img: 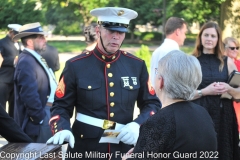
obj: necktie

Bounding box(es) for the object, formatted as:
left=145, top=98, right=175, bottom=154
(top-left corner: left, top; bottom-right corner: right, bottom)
left=40, top=57, right=49, bottom=68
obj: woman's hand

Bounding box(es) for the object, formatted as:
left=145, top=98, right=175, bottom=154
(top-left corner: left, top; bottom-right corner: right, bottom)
left=202, top=82, right=228, bottom=96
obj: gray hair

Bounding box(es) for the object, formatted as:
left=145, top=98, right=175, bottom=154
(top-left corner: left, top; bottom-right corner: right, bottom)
left=157, top=50, right=202, bottom=100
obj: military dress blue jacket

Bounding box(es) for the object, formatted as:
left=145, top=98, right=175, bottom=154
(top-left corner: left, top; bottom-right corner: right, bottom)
left=50, top=46, right=161, bottom=159
left=0, top=35, right=21, bottom=83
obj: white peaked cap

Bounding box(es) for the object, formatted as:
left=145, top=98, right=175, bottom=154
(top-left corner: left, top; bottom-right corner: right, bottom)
left=8, top=24, right=22, bottom=32
left=90, top=7, right=138, bottom=25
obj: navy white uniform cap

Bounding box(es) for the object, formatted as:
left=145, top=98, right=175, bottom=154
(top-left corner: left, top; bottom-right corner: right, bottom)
left=90, top=7, right=138, bottom=32
left=7, top=24, right=22, bottom=32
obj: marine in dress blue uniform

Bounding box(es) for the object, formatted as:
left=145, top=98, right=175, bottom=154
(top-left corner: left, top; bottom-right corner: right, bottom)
left=0, top=24, right=22, bottom=117
left=47, top=7, right=161, bottom=160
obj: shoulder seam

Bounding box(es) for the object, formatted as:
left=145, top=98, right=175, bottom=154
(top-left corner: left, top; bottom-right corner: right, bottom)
left=70, top=52, right=92, bottom=62
left=121, top=51, right=143, bottom=62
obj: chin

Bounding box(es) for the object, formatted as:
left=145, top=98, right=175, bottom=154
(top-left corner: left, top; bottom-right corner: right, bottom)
left=108, top=48, right=118, bottom=54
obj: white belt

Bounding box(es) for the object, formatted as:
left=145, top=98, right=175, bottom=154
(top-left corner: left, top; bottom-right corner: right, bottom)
left=76, top=113, right=125, bottom=130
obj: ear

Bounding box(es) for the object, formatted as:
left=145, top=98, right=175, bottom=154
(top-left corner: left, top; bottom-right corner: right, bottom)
left=26, top=39, right=34, bottom=47
left=176, top=28, right=180, bottom=36
left=159, top=76, right=164, bottom=90
left=95, top=26, right=101, bottom=38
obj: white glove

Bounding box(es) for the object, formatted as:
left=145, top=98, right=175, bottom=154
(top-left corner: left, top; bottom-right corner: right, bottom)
left=46, top=130, right=75, bottom=148
left=117, top=122, right=140, bottom=145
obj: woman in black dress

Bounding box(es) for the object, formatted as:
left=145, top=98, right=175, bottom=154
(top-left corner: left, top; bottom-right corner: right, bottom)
left=192, top=22, right=240, bottom=160
left=123, top=50, right=217, bottom=160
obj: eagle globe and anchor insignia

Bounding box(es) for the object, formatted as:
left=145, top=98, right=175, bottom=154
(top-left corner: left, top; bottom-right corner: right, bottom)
left=117, top=10, right=124, bottom=16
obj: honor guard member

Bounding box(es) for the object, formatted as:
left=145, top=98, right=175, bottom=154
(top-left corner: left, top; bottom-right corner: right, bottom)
left=0, top=24, right=22, bottom=117
left=47, top=7, right=161, bottom=160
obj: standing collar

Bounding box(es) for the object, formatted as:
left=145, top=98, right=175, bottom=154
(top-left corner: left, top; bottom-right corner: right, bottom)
left=92, top=46, right=121, bottom=62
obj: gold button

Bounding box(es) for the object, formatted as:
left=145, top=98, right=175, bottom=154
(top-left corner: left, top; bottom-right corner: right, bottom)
left=47, top=96, right=49, bottom=98
left=109, top=82, right=114, bottom=87
left=54, top=125, right=57, bottom=128
left=88, top=86, right=92, bottom=89
left=106, top=64, right=110, bottom=68
left=112, top=55, right=116, bottom=59
left=54, top=122, right=57, bottom=125
left=124, top=51, right=127, bottom=54
left=110, top=102, right=115, bottom=107
left=55, top=129, right=58, bottom=133
left=108, top=73, right=113, bottom=77
left=129, top=86, right=133, bottom=89
left=102, top=55, right=105, bottom=60
left=110, top=112, right=114, bottom=117
left=81, top=134, right=83, bottom=138
left=110, top=92, right=114, bottom=97
left=86, top=52, right=89, bottom=55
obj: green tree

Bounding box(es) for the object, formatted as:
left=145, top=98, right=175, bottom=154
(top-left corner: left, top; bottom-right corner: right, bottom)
left=168, top=0, right=226, bottom=24
left=135, top=45, right=151, bottom=72
left=117, top=0, right=163, bottom=41
left=41, top=0, right=111, bottom=35
left=0, top=0, right=44, bottom=30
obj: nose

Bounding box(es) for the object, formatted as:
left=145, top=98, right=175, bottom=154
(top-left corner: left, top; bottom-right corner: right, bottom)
left=112, top=32, right=121, bottom=39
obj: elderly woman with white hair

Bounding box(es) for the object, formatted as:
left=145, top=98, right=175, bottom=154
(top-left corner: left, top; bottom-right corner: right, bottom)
left=123, top=50, right=217, bottom=160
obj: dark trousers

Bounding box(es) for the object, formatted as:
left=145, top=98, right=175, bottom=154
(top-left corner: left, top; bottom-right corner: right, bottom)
left=0, top=82, right=14, bottom=118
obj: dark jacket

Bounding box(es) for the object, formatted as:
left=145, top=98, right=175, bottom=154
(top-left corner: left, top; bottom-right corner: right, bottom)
left=129, top=101, right=217, bottom=160
left=14, top=50, right=50, bottom=136
left=50, top=47, right=161, bottom=159
left=0, top=35, right=21, bottom=83
left=0, top=103, right=32, bottom=142
left=41, top=44, right=60, bottom=73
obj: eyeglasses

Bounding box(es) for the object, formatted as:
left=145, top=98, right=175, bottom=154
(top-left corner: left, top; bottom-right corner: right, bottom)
left=155, top=68, right=158, bottom=75
left=228, top=47, right=239, bottom=50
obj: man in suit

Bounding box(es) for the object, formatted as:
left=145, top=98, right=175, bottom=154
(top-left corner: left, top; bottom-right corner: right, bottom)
left=0, top=24, right=22, bottom=117
left=41, top=43, right=60, bottom=74
left=13, top=22, right=57, bottom=143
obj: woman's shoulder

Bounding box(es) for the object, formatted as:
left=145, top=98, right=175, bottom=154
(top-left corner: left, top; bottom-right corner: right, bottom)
left=145, top=106, right=176, bottom=127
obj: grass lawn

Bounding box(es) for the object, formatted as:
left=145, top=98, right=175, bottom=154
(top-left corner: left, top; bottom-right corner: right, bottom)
left=48, top=41, right=85, bottom=53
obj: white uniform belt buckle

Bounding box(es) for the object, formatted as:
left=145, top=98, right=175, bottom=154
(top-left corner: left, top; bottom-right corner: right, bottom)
left=103, top=119, right=116, bottom=129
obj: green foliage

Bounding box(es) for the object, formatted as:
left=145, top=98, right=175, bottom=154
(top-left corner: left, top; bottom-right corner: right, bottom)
left=0, top=0, right=44, bottom=29
left=180, top=46, right=195, bottom=55
left=186, top=34, right=198, bottom=40
left=168, top=0, right=224, bottom=24
left=118, top=0, right=163, bottom=32
left=140, top=32, right=162, bottom=41
left=0, top=0, right=231, bottom=37
left=53, top=22, right=82, bottom=35
left=125, top=32, right=163, bottom=41
left=135, top=45, right=152, bottom=72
